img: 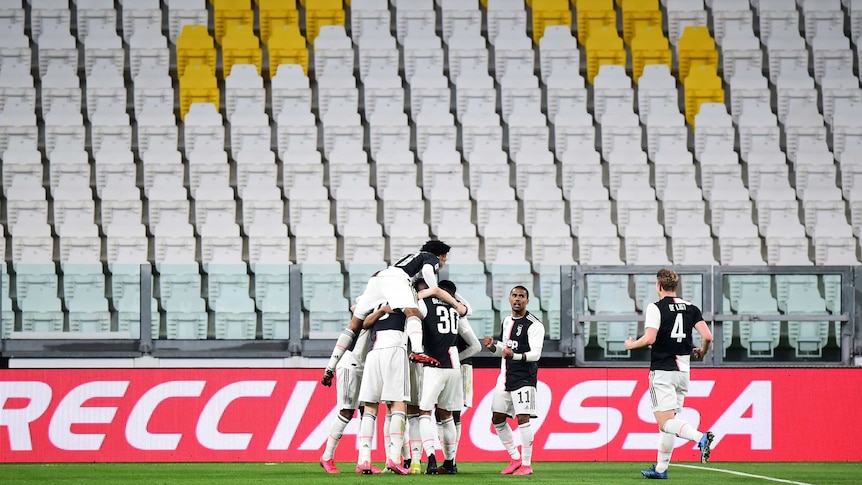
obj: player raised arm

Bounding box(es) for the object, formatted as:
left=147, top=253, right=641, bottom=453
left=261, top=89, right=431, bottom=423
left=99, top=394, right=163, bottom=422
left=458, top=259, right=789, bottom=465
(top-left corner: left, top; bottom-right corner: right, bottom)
left=417, top=285, right=468, bottom=316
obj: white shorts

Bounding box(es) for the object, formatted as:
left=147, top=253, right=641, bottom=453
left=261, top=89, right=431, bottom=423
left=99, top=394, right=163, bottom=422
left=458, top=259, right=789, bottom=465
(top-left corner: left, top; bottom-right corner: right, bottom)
left=461, top=364, right=474, bottom=409
left=491, top=386, right=537, bottom=418
left=649, top=369, right=688, bottom=413
left=420, top=367, right=463, bottom=412
left=408, top=361, right=423, bottom=406
left=358, top=345, right=411, bottom=404
left=352, top=267, right=418, bottom=319
left=335, top=358, right=363, bottom=410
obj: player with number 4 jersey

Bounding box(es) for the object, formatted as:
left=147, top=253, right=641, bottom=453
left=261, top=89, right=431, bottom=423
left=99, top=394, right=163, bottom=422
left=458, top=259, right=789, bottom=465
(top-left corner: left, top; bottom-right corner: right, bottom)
left=625, top=269, right=715, bottom=480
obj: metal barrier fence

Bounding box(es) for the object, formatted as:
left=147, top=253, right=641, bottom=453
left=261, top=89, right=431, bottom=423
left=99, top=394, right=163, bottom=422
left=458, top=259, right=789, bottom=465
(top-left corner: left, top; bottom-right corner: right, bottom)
left=1, top=265, right=858, bottom=366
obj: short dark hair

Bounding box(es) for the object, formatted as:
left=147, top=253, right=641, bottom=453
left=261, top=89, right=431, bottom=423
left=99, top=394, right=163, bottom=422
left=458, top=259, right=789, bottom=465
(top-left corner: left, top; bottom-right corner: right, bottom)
left=438, top=279, right=457, bottom=296
left=511, top=285, right=529, bottom=299
left=420, top=240, right=451, bottom=256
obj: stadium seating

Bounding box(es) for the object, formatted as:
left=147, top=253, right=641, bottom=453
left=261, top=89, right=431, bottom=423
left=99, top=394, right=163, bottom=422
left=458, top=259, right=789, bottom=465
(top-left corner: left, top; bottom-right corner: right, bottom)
left=0, top=0, right=855, bottom=358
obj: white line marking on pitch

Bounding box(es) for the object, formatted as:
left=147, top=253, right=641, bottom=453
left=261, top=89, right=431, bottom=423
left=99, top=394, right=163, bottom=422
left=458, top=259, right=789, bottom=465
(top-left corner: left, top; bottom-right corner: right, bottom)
left=673, top=464, right=815, bottom=485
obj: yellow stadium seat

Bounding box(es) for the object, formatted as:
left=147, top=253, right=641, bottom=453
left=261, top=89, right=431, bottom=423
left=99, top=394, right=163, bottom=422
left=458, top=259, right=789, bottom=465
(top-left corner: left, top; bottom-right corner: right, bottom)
left=631, top=26, right=671, bottom=82
left=222, top=24, right=262, bottom=78
left=180, top=64, right=220, bottom=120
left=305, top=0, right=345, bottom=43
left=585, top=26, right=626, bottom=84
left=268, top=25, right=309, bottom=76
left=259, top=0, right=299, bottom=46
left=684, top=64, right=724, bottom=126
left=677, top=25, right=718, bottom=81
left=176, top=24, right=217, bottom=78
left=621, top=0, right=661, bottom=45
left=213, top=0, right=254, bottom=44
left=532, top=0, right=572, bottom=44
left=576, top=0, right=616, bottom=46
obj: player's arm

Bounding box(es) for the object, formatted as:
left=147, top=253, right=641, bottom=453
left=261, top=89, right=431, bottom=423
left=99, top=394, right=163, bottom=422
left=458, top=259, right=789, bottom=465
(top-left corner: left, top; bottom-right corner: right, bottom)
left=362, top=303, right=394, bottom=329
left=692, top=320, right=713, bottom=359
left=352, top=329, right=371, bottom=365
left=625, top=303, right=660, bottom=350
left=510, top=322, right=545, bottom=361
left=417, top=286, right=468, bottom=316
left=420, top=263, right=439, bottom=289
left=455, top=292, right=473, bottom=316
left=482, top=335, right=504, bottom=356
left=457, top=318, right=482, bottom=361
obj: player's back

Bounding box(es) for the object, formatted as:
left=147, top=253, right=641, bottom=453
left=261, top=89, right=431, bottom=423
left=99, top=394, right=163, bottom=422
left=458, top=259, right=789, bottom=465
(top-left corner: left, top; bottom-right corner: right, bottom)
left=391, top=251, right=440, bottom=278
left=649, top=297, right=704, bottom=371
left=420, top=296, right=460, bottom=368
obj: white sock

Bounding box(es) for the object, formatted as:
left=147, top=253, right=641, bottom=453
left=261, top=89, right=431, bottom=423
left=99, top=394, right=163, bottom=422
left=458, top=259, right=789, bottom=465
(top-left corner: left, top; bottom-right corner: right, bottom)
left=419, top=414, right=437, bottom=458
left=408, top=414, right=422, bottom=463
left=325, top=329, right=356, bottom=371
left=493, top=421, right=521, bottom=460
left=321, top=413, right=350, bottom=461
left=358, top=413, right=376, bottom=465
left=453, top=420, right=462, bottom=462
left=388, top=411, right=406, bottom=463
left=383, top=413, right=392, bottom=458
left=655, top=430, right=676, bottom=473
left=663, top=418, right=703, bottom=443
left=440, top=417, right=457, bottom=461
left=519, top=421, right=533, bottom=466
left=405, top=315, right=424, bottom=353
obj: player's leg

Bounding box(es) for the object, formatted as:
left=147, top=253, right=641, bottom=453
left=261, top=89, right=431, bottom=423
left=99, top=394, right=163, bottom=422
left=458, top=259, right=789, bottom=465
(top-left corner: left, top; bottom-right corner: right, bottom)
left=378, top=275, right=438, bottom=365
left=406, top=403, right=422, bottom=473
left=320, top=408, right=353, bottom=473
left=385, top=401, right=410, bottom=474
left=491, top=390, right=522, bottom=474
left=451, top=410, right=461, bottom=472
left=376, top=346, right=411, bottom=475
left=356, top=352, right=386, bottom=474
left=434, top=368, right=462, bottom=474
left=406, top=361, right=424, bottom=472
left=357, top=402, right=378, bottom=474
left=511, top=386, right=537, bottom=476
left=450, top=362, right=472, bottom=472
left=418, top=367, right=445, bottom=475
left=654, top=372, right=708, bottom=443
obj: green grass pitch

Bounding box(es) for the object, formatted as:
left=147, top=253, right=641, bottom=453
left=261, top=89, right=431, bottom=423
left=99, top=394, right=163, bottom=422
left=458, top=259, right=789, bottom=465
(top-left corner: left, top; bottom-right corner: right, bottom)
left=1, top=462, right=860, bottom=484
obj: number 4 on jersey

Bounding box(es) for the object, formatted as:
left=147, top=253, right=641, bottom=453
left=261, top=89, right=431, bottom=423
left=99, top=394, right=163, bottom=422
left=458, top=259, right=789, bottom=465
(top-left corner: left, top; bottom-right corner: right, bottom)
left=670, top=313, right=686, bottom=343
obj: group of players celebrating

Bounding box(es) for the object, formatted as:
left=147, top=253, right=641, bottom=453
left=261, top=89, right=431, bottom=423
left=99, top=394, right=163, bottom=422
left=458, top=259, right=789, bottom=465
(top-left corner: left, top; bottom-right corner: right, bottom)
left=317, top=240, right=545, bottom=476
left=314, top=240, right=715, bottom=479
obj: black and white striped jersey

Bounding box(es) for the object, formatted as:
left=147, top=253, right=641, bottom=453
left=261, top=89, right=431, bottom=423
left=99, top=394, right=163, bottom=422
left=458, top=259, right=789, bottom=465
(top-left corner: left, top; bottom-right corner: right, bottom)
left=499, top=311, right=543, bottom=391
left=419, top=296, right=461, bottom=369
left=646, top=296, right=705, bottom=372
left=392, top=251, right=440, bottom=279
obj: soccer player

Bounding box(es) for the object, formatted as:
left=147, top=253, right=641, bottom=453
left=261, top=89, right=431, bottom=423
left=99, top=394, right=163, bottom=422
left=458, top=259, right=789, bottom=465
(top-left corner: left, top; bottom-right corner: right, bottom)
left=318, top=328, right=382, bottom=474
left=321, top=240, right=465, bottom=385
left=354, top=303, right=411, bottom=475
left=415, top=280, right=480, bottom=475
left=624, top=268, right=715, bottom=480
left=482, top=285, right=545, bottom=476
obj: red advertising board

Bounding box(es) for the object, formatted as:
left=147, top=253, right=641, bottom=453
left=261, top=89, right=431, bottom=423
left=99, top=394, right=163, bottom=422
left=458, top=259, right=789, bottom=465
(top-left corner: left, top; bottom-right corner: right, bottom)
left=1, top=368, right=860, bottom=463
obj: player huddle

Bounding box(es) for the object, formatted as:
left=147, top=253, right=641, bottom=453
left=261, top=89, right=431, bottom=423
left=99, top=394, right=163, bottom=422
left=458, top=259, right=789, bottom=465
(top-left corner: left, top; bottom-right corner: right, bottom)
left=315, top=244, right=713, bottom=480
left=317, top=240, right=545, bottom=476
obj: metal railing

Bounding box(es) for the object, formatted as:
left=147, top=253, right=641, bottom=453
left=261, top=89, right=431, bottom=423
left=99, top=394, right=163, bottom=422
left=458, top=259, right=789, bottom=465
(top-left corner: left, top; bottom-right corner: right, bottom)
left=1, top=264, right=858, bottom=366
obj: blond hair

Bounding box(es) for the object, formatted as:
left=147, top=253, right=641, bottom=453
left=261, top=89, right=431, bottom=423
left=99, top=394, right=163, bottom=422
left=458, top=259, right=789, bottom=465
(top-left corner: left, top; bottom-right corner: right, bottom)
left=656, top=269, right=680, bottom=292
